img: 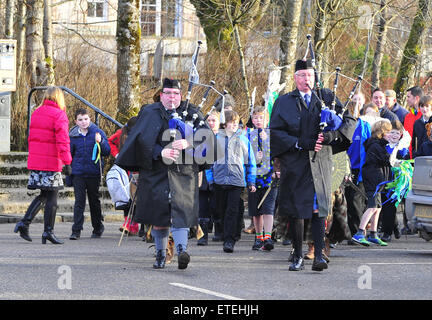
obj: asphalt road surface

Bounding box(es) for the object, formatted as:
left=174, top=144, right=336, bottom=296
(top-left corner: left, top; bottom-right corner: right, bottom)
left=1, top=220, right=432, bottom=305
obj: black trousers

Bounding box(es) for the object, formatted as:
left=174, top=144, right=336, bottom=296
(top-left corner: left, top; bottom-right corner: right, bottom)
left=345, top=170, right=367, bottom=237
left=380, top=194, right=399, bottom=235
left=214, top=184, right=243, bottom=244
left=290, top=214, right=325, bottom=260
left=72, top=176, right=103, bottom=233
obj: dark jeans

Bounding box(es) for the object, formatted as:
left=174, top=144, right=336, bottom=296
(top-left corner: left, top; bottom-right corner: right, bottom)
left=345, top=170, right=366, bottom=237
left=214, top=184, right=243, bottom=244
left=72, top=176, right=103, bottom=233
left=380, top=194, right=398, bottom=235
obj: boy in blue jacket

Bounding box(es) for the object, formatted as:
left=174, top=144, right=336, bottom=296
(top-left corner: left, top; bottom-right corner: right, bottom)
left=206, top=110, right=256, bottom=253
left=69, top=108, right=111, bottom=239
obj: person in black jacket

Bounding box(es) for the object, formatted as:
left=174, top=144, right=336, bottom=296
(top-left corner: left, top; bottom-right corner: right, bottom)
left=270, top=59, right=356, bottom=272
left=116, top=78, right=216, bottom=270
left=412, top=95, right=432, bottom=155
left=351, top=120, right=392, bottom=247
left=69, top=108, right=111, bottom=240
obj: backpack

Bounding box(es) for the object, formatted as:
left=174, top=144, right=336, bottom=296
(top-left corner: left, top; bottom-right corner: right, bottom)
left=106, top=164, right=130, bottom=210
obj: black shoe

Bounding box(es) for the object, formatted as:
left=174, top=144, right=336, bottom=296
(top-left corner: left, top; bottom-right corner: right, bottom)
left=381, top=234, right=392, bottom=242
left=69, top=232, right=80, bottom=240
left=312, top=257, right=328, bottom=271
left=153, top=250, right=166, bottom=269
left=289, top=256, right=304, bottom=271
left=282, top=238, right=292, bottom=246
left=42, top=231, right=64, bottom=244
left=91, top=225, right=105, bottom=238
left=393, top=227, right=401, bottom=239
left=263, top=238, right=274, bottom=251
left=401, top=226, right=414, bottom=235
left=14, top=221, right=32, bottom=242
left=252, top=239, right=263, bottom=250
left=223, top=241, right=234, bottom=253
left=178, top=251, right=190, bottom=270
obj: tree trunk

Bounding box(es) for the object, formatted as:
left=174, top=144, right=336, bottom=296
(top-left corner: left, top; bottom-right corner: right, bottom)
left=5, top=0, right=15, bottom=39
left=233, top=24, right=251, bottom=108
left=25, top=0, right=49, bottom=94
left=394, top=0, right=431, bottom=101
left=116, top=0, right=141, bottom=124
left=15, top=0, right=27, bottom=84
left=370, top=0, right=389, bottom=92
left=278, top=0, right=303, bottom=93
left=43, top=0, right=55, bottom=85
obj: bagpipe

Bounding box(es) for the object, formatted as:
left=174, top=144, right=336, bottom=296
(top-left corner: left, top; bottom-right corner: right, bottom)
left=303, top=34, right=363, bottom=161
left=168, top=41, right=228, bottom=139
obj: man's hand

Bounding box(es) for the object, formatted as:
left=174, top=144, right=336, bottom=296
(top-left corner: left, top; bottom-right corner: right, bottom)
left=95, top=132, right=102, bottom=143
left=171, top=139, right=189, bottom=150
left=256, top=151, right=263, bottom=164
left=161, top=148, right=180, bottom=161
left=314, top=133, right=324, bottom=152
left=249, top=185, right=256, bottom=193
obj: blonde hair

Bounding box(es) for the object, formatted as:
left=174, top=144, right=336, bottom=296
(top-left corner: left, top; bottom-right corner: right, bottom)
left=364, top=102, right=379, bottom=113
left=42, top=86, right=66, bottom=110
left=371, top=119, right=392, bottom=139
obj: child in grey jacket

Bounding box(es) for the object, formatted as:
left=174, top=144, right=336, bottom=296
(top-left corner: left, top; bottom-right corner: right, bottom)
left=206, top=110, right=256, bottom=253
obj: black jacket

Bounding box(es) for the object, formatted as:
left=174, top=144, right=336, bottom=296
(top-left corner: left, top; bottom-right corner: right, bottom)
left=270, top=88, right=356, bottom=219
left=362, top=138, right=391, bottom=194
left=116, top=101, right=215, bottom=227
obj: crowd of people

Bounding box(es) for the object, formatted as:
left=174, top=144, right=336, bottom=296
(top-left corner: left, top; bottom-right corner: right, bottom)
left=13, top=61, right=432, bottom=273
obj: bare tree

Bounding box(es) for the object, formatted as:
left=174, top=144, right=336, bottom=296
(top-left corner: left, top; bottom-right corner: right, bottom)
left=116, top=0, right=141, bottom=124
left=43, top=0, right=55, bottom=85
left=26, top=0, right=50, bottom=91
left=278, top=0, right=303, bottom=93
left=4, top=0, right=15, bottom=39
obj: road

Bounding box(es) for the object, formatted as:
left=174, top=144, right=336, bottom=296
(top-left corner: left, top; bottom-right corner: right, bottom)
left=1, top=220, right=432, bottom=307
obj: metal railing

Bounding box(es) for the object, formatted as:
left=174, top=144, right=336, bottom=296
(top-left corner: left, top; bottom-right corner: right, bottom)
left=27, top=86, right=123, bottom=135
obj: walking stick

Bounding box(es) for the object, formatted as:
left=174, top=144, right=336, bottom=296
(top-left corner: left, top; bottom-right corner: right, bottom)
left=118, top=176, right=138, bottom=247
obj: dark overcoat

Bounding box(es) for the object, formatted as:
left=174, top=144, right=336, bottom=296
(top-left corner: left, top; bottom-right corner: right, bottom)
left=270, top=88, right=356, bottom=219
left=115, top=101, right=213, bottom=228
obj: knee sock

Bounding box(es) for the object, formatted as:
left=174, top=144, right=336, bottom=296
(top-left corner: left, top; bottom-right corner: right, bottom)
left=171, top=227, right=189, bottom=253
left=151, top=228, right=169, bottom=255
left=289, top=218, right=304, bottom=258
left=311, top=215, right=325, bottom=260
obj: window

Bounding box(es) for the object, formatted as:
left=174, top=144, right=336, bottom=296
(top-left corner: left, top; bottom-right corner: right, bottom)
left=87, top=0, right=107, bottom=20
left=141, top=0, right=182, bottom=37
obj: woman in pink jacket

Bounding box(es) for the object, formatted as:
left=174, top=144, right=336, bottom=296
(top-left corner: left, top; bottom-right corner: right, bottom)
left=14, top=86, right=72, bottom=244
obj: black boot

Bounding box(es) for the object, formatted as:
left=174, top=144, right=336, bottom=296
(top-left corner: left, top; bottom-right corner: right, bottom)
left=14, top=196, right=45, bottom=242
left=42, top=203, right=63, bottom=244
left=197, top=218, right=209, bottom=246
left=153, top=250, right=166, bottom=269
left=177, top=245, right=190, bottom=270
left=42, top=228, right=64, bottom=244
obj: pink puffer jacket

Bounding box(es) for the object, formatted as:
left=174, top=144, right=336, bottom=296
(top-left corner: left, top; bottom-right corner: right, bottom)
left=27, top=99, right=72, bottom=172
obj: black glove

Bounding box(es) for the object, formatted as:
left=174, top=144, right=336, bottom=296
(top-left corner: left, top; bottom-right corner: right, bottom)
left=62, top=165, right=72, bottom=176
left=298, top=138, right=317, bottom=151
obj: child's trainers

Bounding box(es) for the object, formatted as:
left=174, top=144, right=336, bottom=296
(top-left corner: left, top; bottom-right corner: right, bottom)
left=351, top=234, right=371, bottom=246
left=367, top=236, right=388, bottom=246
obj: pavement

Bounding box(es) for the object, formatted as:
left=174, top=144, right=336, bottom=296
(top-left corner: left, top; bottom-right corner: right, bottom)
left=1, top=219, right=432, bottom=305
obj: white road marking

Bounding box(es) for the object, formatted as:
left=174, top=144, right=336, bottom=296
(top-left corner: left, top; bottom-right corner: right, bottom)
left=169, top=282, right=243, bottom=300
left=367, top=262, right=432, bottom=265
